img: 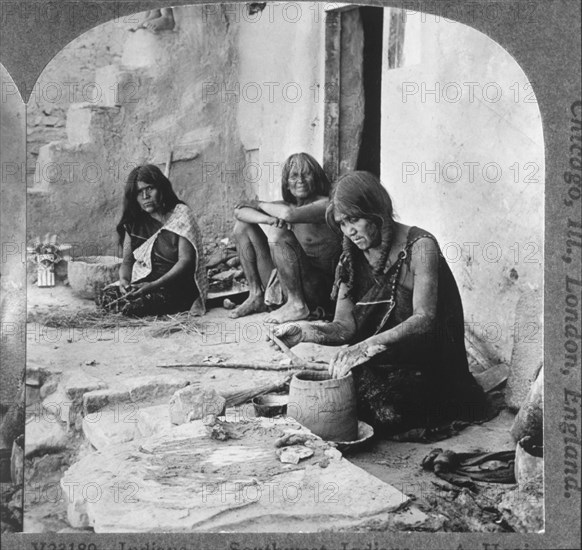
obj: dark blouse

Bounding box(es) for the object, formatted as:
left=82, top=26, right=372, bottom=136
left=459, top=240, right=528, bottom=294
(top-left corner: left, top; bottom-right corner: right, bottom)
left=126, top=217, right=197, bottom=298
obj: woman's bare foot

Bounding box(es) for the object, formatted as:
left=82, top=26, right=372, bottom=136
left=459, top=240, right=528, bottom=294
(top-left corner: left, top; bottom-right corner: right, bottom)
left=229, top=294, right=267, bottom=319
left=142, top=8, right=175, bottom=32
left=264, top=300, right=309, bottom=324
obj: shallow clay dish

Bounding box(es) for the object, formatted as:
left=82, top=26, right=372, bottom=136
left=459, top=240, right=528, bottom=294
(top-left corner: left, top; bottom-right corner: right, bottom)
left=252, top=393, right=289, bottom=417
left=332, top=420, right=374, bottom=451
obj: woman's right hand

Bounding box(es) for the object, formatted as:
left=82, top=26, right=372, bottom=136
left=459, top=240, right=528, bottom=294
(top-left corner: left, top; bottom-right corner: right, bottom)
left=268, top=322, right=306, bottom=349
left=120, top=279, right=131, bottom=295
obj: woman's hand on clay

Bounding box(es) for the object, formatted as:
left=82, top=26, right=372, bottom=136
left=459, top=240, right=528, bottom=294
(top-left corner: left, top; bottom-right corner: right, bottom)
left=329, top=340, right=386, bottom=378
left=267, top=322, right=306, bottom=349
left=329, top=342, right=368, bottom=378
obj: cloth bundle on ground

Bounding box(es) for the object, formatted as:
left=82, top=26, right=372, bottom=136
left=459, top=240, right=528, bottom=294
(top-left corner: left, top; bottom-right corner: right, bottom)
left=422, top=448, right=516, bottom=490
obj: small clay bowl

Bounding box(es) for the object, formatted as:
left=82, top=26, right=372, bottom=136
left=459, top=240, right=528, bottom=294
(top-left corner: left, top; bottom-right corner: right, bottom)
left=252, top=394, right=289, bottom=418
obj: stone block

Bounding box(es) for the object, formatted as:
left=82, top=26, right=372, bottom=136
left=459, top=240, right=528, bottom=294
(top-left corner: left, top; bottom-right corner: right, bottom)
left=39, top=378, right=59, bottom=399
left=506, top=289, right=543, bottom=411
left=134, top=404, right=171, bottom=438
left=169, top=387, right=226, bottom=425
left=64, top=372, right=108, bottom=401
left=125, top=375, right=189, bottom=403
left=83, top=388, right=130, bottom=416
left=66, top=103, right=122, bottom=146
left=82, top=410, right=137, bottom=451
left=42, top=387, right=74, bottom=426
left=66, top=103, right=93, bottom=145
left=94, top=65, right=144, bottom=107
left=121, top=28, right=177, bottom=70
left=24, top=416, right=68, bottom=457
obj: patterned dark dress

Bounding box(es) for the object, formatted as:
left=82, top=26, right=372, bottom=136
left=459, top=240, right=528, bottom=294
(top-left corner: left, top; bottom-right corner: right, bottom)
left=335, top=226, right=487, bottom=436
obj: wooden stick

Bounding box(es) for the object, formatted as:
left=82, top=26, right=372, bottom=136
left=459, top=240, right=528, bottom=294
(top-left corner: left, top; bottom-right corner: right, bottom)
left=270, top=334, right=308, bottom=367
left=157, top=361, right=327, bottom=372
left=159, top=362, right=291, bottom=371
left=165, top=150, right=173, bottom=178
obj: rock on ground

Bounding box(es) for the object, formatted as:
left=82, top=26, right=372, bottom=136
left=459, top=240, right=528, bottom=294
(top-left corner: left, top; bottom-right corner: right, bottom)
left=169, top=386, right=226, bottom=425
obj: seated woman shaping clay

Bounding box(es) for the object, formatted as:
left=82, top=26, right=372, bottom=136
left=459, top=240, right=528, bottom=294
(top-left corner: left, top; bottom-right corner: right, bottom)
left=98, top=164, right=207, bottom=316
left=230, top=152, right=342, bottom=323
left=272, top=171, right=487, bottom=436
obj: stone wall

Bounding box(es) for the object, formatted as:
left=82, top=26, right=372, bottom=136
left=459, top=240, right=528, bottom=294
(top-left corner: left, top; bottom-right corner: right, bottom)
left=27, top=5, right=248, bottom=256
left=27, top=4, right=330, bottom=255
left=26, top=20, right=126, bottom=187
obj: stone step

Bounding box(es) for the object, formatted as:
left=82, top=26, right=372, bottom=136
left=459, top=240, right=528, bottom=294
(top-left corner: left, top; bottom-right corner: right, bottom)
left=121, top=28, right=178, bottom=70
left=82, top=374, right=190, bottom=416
left=25, top=415, right=69, bottom=457
left=93, top=65, right=151, bottom=108
left=29, top=140, right=92, bottom=193
left=66, top=103, right=122, bottom=146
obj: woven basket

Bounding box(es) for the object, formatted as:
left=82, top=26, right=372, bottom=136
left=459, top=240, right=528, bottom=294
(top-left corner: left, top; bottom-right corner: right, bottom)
left=68, top=256, right=122, bottom=299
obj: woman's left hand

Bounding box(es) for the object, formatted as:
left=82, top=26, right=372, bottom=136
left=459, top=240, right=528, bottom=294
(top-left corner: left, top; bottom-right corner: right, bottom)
left=328, top=340, right=387, bottom=378
left=125, top=282, right=156, bottom=299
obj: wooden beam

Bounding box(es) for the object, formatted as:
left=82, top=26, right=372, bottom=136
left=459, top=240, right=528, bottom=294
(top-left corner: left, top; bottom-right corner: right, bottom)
left=323, top=9, right=341, bottom=184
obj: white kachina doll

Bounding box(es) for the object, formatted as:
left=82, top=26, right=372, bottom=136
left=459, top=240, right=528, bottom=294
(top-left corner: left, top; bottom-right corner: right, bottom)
left=34, top=241, right=62, bottom=287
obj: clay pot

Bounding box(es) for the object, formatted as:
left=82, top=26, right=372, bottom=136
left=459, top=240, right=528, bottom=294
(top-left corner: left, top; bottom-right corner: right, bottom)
left=68, top=256, right=122, bottom=299
left=288, top=370, right=358, bottom=442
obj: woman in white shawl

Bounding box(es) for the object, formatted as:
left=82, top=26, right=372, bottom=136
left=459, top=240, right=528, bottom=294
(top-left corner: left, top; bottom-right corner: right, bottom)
left=98, top=164, right=207, bottom=316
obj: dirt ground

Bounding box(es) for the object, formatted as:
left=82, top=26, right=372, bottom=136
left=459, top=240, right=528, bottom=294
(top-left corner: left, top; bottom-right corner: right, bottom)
left=18, top=283, right=540, bottom=533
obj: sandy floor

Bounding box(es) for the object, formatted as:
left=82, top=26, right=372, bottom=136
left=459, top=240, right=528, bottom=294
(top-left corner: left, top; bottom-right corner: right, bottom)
left=22, top=283, right=527, bottom=533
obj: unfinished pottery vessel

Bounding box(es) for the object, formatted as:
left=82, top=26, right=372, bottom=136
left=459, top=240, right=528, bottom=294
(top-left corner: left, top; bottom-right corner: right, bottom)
left=68, top=256, right=122, bottom=299
left=288, top=370, right=358, bottom=442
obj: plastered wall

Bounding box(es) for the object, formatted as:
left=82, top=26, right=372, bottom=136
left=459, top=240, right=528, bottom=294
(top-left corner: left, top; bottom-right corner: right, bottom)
left=380, top=10, right=544, bottom=361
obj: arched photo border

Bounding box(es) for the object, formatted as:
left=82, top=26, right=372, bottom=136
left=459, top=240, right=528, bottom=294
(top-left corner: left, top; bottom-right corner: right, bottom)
left=0, top=0, right=580, bottom=548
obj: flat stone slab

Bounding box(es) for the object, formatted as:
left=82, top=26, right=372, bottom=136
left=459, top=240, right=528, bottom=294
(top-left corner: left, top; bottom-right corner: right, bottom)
left=25, top=416, right=69, bottom=457
left=82, top=409, right=138, bottom=451
left=62, top=417, right=409, bottom=532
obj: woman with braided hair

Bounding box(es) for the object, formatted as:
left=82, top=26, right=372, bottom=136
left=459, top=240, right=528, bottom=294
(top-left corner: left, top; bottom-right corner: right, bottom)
left=272, top=171, right=487, bottom=436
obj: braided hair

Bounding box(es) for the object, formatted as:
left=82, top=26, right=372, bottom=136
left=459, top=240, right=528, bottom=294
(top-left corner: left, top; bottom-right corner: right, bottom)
left=326, top=171, right=395, bottom=301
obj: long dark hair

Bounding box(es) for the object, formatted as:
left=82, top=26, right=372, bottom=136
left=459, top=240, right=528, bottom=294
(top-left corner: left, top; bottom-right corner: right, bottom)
left=281, top=153, right=331, bottom=204
left=326, top=171, right=396, bottom=299
left=116, top=164, right=184, bottom=244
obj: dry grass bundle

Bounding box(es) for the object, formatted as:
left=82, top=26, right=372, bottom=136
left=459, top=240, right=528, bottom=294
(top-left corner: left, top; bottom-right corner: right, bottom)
left=27, top=309, right=150, bottom=329
left=27, top=309, right=204, bottom=338
left=147, top=312, right=204, bottom=338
